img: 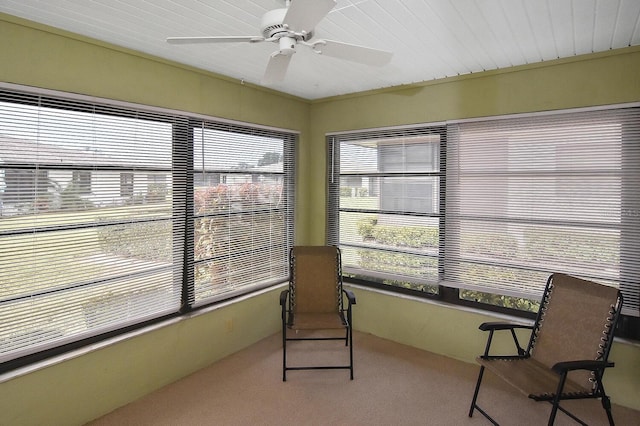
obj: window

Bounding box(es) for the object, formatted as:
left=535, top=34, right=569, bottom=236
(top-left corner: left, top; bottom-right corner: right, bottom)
left=191, top=122, right=295, bottom=306
left=72, top=170, right=91, bottom=194
left=2, top=169, right=48, bottom=207
left=446, top=108, right=640, bottom=318
left=328, top=106, right=640, bottom=330
left=0, top=86, right=296, bottom=369
left=120, top=173, right=134, bottom=198
left=327, top=126, right=446, bottom=294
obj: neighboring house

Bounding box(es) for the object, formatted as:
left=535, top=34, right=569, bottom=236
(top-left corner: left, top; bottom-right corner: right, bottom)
left=339, top=135, right=440, bottom=228
left=0, top=137, right=168, bottom=215
left=194, top=161, right=284, bottom=187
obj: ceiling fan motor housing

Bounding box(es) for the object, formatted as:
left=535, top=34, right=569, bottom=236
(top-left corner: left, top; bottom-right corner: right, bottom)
left=261, top=8, right=312, bottom=41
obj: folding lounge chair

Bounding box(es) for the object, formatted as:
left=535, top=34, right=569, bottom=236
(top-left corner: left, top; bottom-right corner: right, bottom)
left=279, top=245, right=356, bottom=381
left=468, top=273, right=623, bottom=425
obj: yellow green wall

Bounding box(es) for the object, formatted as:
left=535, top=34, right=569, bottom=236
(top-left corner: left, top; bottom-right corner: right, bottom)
left=1, top=13, right=639, bottom=425
left=0, top=15, right=309, bottom=129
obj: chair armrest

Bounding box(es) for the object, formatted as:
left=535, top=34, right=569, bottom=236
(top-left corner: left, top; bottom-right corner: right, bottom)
left=343, top=289, right=356, bottom=305
left=477, top=322, right=533, bottom=357
left=479, top=322, right=533, bottom=332
left=279, top=290, right=289, bottom=306
left=552, top=360, right=614, bottom=374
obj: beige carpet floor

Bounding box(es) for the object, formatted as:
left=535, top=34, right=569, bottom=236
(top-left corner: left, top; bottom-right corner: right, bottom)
left=88, top=331, right=639, bottom=425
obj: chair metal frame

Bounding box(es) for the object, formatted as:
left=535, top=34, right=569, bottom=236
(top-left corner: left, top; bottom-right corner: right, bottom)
left=280, top=245, right=356, bottom=381
left=468, top=273, right=623, bottom=426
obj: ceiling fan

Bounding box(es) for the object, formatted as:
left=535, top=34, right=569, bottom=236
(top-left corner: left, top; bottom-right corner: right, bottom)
left=166, top=0, right=393, bottom=84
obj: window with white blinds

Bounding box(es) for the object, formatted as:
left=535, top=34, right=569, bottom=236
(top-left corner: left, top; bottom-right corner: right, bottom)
left=0, top=86, right=295, bottom=368
left=327, top=126, right=446, bottom=293
left=446, top=107, right=640, bottom=317
left=191, top=122, right=295, bottom=306
left=328, top=106, right=639, bottom=320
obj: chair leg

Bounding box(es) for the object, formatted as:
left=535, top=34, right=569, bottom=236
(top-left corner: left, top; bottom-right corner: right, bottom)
left=469, top=365, right=485, bottom=417
left=348, top=325, right=354, bottom=380
left=282, top=321, right=287, bottom=382
left=594, top=371, right=615, bottom=426
left=548, top=398, right=560, bottom=425
left=548, top=369, right=570, bottom=426
left=602, top=395, right=614, bottom=426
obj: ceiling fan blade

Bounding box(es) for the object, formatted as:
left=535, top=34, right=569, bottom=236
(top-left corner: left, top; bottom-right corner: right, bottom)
left=283, top=0, right=337, bottom=33
left=312, top=39, right=393, bottom=66
left=262, top=53, right=293, bottom=84
left=166, top=36, right=264, bottom=45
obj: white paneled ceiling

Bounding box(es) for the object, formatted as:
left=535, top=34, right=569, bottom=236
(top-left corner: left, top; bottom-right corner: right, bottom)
left=2, top=0, right=639, bottom=100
